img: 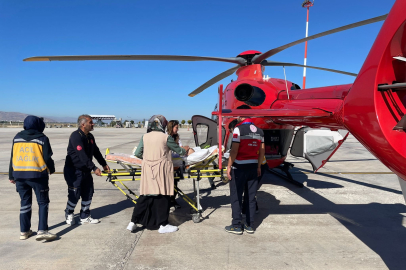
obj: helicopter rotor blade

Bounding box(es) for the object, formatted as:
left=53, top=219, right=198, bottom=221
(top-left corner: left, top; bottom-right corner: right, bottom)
left=252, top=14, right=388, bottom=64
left=261, top=60, right=357, bottom=77
left=23, top=55, right=246, bottom=65
left=188, top=65, right=240, bottom=97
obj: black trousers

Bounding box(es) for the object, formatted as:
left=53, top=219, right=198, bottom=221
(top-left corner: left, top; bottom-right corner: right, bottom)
left=131, top=195, right=171, bottom=229
left=64, top=166, right=94, bottom=219
left=16, top=177, right=50, bottom=232
left=230, top=164, right=258, bottom=227
left=242, top=162, right=269, bottom=213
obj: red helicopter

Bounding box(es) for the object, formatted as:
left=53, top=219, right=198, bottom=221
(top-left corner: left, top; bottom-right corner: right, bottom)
left=24, top=0, right=406, bottom=200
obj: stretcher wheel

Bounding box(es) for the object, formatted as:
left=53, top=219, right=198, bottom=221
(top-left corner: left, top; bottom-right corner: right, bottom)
left=192, top=213, right=201, bottom=223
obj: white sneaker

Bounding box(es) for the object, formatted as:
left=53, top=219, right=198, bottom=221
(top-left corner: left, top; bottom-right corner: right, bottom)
left=126, top=222, right=137, bottom=231
left=20, top=230, right=33, bottom=240
left=80, top=216, right=100, bottom=224
left=36, top=230, right=57, bottom=241
left=65, top=213, right=76, bottom=225
left=158, top=224, right=178, bottom=234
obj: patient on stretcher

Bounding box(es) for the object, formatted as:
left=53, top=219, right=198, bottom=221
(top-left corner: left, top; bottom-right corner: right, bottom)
left=105, top=144, right=219, bottom=167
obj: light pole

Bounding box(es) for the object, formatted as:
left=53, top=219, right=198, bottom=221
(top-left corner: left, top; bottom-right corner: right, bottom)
left=302, top=0, right=314, bottom=89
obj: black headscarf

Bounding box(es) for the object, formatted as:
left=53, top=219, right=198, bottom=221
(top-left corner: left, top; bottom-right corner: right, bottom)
left=24, top=115, right=45, bottom=132
left=18, top=115, right=46, bottom=140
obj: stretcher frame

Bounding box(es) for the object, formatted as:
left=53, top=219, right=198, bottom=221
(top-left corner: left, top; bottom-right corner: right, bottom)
left=102, top=152, right=227, bottom=223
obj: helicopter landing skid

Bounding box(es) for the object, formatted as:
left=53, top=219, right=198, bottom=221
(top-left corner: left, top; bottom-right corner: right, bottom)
left=269, top=162, right=304, bottom=188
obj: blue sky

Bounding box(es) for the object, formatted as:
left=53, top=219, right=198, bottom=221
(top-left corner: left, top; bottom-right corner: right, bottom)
left=0, top=0, right=397, bottom=121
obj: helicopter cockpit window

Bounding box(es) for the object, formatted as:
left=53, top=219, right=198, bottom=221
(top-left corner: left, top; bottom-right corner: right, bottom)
left=291, top=83, right=301, bottom=90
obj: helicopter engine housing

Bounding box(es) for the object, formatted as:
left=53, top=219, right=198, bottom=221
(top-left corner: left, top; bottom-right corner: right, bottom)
left=234, top=83, right=266, bottom=107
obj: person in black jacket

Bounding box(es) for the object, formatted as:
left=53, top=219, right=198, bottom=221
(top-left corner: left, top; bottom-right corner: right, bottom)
left=9, top=115, right=57, bottom=241
left=64, top=114, right=110, bottom=225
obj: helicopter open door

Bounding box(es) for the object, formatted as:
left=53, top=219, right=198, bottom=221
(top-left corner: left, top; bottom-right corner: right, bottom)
left=290, top=128, right=349, bottom=172
left=191, top=115, right=226, bottom=148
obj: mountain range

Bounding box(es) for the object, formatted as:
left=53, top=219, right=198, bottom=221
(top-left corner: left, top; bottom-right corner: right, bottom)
left=0, top=111, right=77, bottom=122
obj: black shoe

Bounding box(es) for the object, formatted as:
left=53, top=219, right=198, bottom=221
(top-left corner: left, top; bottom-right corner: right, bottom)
left=225, top=225, right=243, bottom=235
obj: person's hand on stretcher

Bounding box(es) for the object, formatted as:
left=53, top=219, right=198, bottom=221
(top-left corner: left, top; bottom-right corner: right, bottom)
left=95, top=165, right=111, bottom=176
left=182, top=146, right=195, bottom=156
left=173, top=134, right=194, bottom=156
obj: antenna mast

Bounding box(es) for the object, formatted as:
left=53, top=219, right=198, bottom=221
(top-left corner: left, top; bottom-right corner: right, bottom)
left=302, top=0, right=314, bottom=89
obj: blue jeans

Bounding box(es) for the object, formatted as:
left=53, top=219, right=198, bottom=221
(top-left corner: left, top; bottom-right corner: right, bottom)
left=16, top=177, right=49, bottom=232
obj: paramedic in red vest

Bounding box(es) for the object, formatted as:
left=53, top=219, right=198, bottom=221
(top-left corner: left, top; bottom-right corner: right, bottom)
left=64, top=114, right=110, bottom=225
left=225, top=116, right=265, bottom=235
left=8, top=115, right=57, bottom=241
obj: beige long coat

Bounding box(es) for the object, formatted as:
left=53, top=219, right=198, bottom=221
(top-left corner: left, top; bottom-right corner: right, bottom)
left=140, top=132, right=174, bottom=196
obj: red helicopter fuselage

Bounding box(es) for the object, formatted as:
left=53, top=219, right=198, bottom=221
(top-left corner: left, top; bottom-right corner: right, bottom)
left=217, top=0, right=406, bottom=181
left=219, top=63, right=353, bottom=169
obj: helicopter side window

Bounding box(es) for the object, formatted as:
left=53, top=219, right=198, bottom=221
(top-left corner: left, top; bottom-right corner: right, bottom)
left=263, top=129, right=294, bottom=159
left=196, top=124, right=209, bottom=147
left=264, top=130, right=281, bottom=158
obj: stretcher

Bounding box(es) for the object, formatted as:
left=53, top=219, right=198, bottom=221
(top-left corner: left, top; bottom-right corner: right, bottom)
left=101, top=147, right=227, bottom=223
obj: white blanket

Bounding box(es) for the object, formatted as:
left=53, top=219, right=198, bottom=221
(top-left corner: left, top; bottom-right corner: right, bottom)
left=173, top=146, right=218, bottom=167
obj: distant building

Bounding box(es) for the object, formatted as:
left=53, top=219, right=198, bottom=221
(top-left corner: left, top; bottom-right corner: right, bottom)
left=89, top=115, right=116, bottom=127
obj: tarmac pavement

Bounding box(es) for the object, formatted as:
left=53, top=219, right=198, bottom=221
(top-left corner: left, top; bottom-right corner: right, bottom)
left=0, top=128, right=405, bottom=270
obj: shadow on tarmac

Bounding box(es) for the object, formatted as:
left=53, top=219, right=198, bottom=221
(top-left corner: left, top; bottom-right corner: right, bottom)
left=54, top=168, right=406, bottom=269
left=173, top=168, right=406, bottom=269
left=168, top=179, right=231, bottom=226
left=261, top=170, right=406, bottom=270
left=296, top=167, right=402, bottom=195
left=48, top=200, right=134, bottom=237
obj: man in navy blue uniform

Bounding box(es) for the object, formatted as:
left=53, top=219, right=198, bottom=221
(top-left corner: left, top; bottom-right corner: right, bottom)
left=64, top=114, right=110, bottom=225
left=225, top=116, right=265, bottom=235
left=9, top=116, right=57, bottom=241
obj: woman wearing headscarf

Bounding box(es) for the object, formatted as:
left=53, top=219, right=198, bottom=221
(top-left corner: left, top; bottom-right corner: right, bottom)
left=127, top=115, right=188, bottom=233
